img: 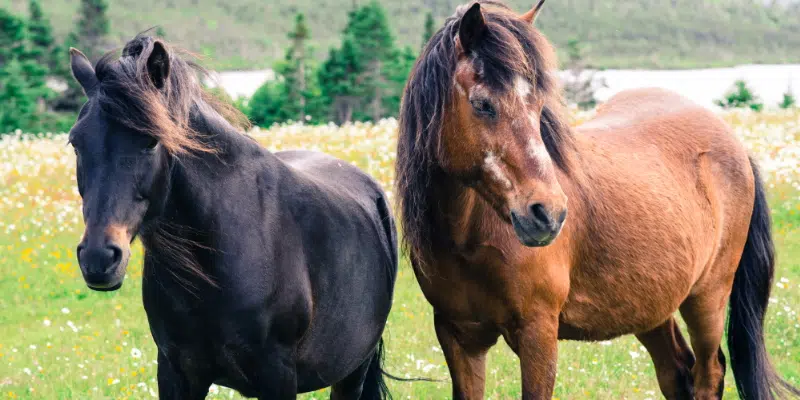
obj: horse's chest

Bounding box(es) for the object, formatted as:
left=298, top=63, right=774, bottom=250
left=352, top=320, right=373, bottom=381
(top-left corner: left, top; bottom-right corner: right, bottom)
left=416, top=252, right=515, bottom=323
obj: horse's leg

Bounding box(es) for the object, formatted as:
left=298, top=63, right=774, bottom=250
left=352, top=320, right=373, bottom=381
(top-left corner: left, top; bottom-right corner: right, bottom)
left=636, top=318, right=695, bottom=399
left=156, top=352, right=212, bottom=400
left=508, top=312, right=560, bottom=400
left=255, top=339, right=299, bottom=400
left=679, top=292, right=728, bottom=400
left=434, top=312, right=499, bottom=400
left=330, top=353, right=371, bottom=400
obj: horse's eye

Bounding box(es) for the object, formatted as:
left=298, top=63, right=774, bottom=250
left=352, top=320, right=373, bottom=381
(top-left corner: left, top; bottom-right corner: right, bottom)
left=470, top=99, right=496, bottom=118
left=145, top=137, right=159, bottom=151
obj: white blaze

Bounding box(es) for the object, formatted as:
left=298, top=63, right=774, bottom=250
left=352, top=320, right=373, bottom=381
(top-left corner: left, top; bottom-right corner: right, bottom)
left=484, top=151, right=512, bottom=189
left=515, top=76, right=531, bottom=102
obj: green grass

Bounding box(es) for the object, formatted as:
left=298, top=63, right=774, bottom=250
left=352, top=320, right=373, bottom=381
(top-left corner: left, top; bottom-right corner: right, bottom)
left=0, top=113, right=798, bottom=398
left=3, top=0, right=800, bottom=70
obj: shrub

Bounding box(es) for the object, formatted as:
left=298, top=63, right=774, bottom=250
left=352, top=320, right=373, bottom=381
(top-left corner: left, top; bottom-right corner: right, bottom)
left=715, top=80, right=764, bottom=112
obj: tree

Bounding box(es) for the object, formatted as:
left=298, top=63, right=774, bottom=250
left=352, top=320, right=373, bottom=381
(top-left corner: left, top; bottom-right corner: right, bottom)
left=53, top=0, right=112, bottom=112
left=74, top=0, right=111, bottom=62
left=561, top=38, right=606, bottom=110
left=319, top=39, right=362, bottom=124
left=0, top=8, right=52, bottom=133
left=422, top=12, right=435, bottom=50
left=715, top=80, right=764, bottom=112
left=283, top=13, right=310, bottom=120
left=779, top=83, right=796, bottom=109
left=27, top=0, right=60, bottom=72
left=342, top=2, right=396, bottom=122
left=384, top=46, right=417, bottom=118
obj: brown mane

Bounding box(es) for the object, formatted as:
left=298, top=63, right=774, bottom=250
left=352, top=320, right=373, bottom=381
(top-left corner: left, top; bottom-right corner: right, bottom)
left=94, top=34, right=249, bottom=155
left=395, top=0, right=574, bottom=266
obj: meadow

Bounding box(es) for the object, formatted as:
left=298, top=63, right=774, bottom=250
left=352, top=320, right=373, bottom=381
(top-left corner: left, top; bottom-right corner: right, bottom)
left=0, top=109, right=798, bottom=399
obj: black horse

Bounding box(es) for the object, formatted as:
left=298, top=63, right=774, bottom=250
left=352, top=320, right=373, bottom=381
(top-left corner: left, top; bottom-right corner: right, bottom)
left=68, top=35, right=398, bottom=399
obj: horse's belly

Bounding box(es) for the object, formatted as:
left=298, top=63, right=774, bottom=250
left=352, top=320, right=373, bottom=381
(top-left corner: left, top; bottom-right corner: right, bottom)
left=560, top=241, right=700, bottom=338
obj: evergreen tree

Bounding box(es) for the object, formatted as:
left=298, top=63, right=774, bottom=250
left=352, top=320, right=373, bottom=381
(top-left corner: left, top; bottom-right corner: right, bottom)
left=319, top=39, right=362, bottom=124
left=0, top=9, right=52, bottom=133
left=27, top=0, right=59, bottom=71
left=779, top=84, right=796, bottom=109
left=422, top=12, right=435, bottom=50
left=283, top=13, right=310, bottom=120
left=343, top=2, right=395, bottom=121
left=54, top=0, right=112, bottom=112
left=75, top=0, right=111, bottom=62
left=384, top=46, right=417, bottom=118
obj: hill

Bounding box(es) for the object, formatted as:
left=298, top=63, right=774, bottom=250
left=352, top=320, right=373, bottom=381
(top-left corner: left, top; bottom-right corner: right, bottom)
left=5, top=0, right=800, bottom=70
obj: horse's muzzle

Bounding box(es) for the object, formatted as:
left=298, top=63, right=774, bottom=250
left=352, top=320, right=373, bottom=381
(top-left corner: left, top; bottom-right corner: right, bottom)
left=77, top=242, right=128, bottom=291
left=510, top=204, right=567, bottom=247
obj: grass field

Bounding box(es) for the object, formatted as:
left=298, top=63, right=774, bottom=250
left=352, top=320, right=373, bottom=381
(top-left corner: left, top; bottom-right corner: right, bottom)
left=0, top=109, right=798, bottom=399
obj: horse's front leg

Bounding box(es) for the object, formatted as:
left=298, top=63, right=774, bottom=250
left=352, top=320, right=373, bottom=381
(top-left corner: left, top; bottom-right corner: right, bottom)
left=434, top=312, right=499, bottom=400
left=508, top=311, right=560, bottom=400
left=157, top=352, right=212, bottom=400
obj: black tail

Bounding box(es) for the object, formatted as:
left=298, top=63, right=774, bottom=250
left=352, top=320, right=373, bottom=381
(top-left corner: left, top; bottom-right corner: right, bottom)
left=727, top=158, right=800, bottom=400
left=360, top=338, right=392, bottom=400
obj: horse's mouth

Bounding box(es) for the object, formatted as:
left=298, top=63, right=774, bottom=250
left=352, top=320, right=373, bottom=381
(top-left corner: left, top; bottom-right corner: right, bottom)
left=87, top=281, right=123, bottom=292
left=510, top=212, right=558, bottom=247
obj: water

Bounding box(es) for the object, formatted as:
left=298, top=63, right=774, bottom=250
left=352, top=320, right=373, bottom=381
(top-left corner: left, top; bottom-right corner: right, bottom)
left=209, top=64, right=800, bottom=109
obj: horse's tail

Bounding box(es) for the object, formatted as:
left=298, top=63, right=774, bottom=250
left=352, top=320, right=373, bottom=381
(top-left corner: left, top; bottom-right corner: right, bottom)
left=360, top=338, right=392, bottom=400
left=727, top=157, right=800, bottom=399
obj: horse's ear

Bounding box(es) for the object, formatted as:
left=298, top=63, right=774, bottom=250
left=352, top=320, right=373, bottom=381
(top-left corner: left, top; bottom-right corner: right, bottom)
left=147, top=41, right=170, bottom=89
left=521, top=0, right=546, bottom=24
left=458, top=3, right=487, bottom=53
left=70, top=48, right=98, bottom=93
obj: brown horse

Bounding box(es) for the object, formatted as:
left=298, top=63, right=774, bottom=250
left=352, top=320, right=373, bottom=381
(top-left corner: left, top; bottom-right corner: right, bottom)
left=396, top=1, right=800, bottom=399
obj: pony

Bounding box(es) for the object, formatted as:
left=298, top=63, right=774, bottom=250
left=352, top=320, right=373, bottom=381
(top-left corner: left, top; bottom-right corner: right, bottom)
left=396, top=1, right=800, bottom=399
left=68, top=35, right=398, bottom=399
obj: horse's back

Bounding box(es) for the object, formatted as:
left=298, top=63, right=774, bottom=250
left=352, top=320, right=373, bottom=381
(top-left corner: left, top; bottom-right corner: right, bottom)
left=274, top=150, right=397, bottom=388
left=560, top=88, right=755, bottom=337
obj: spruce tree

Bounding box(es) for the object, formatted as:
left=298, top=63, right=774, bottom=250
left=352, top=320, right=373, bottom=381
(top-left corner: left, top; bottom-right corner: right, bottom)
left=343, top=1, right=395, bottom=121
left=27, top=0, right=57, bottom=70
left=0, top=9, right=51, bottom=132
left=284, top=13, right=310, bottom=120
left=75, top=0, right=111, bottom=62
left=422, top=12, right=435, bottom=50
left=319, top=39, right=362, bottom=124
left=54, top=0, right=112, bottom=112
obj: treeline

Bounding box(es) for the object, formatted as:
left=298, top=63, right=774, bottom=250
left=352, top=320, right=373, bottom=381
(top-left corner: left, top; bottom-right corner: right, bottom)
left=240, top=2, right=435, bottom=127
left=1, top=0, right=112, bottom=133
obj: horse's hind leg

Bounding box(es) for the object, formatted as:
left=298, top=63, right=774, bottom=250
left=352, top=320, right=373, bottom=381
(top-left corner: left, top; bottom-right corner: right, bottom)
left=679, top=290, right=729, bottom=400
left=636, top=317, right=695, bottom=399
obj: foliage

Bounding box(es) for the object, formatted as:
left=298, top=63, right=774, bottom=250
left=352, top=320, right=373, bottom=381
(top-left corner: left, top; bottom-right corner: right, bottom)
left=0, top=8, right=55, bottom=133
left=780, top=85, right=796, bottom=109
left=248, top=2, right=415, bottom=127
left=422, top=12, right=435, bottom=50
left=715, top=80, right=764, bottom=112
left=561, top=38, right=607, bottom=110
left=6, top=0, right=800, bottom=70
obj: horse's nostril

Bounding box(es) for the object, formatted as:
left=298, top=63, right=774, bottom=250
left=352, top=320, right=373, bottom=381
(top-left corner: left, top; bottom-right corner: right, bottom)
left=106, top=244, right=123, bottom=271
left=529, top=203, right=552, bottom=226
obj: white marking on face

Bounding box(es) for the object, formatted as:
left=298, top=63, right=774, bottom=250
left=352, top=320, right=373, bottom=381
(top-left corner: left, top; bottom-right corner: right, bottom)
left=454, top=81, right=466, bottom=96
left=484, top=151, right=512, bottom=189
left=527, top=137, right=551, bottom=175
left=515, top=76, right=531, bottom=102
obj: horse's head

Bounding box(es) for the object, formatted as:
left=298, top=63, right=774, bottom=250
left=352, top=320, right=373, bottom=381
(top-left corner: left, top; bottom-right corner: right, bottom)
left=441, top=1, right=569, bottom=247
left=68, top=38, right=183, bottom=291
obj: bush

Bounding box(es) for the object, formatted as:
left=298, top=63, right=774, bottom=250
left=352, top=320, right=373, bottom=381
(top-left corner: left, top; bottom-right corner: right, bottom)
left=715, top=80, right=763, bottom=112
left=779, top=86, right=796, bottom=109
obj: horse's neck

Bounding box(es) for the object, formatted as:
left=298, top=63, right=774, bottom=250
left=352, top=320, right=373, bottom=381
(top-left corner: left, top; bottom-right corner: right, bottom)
left=433, top=179, right=509, bottom=250
left=157, top=102, right=281, bottom=236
